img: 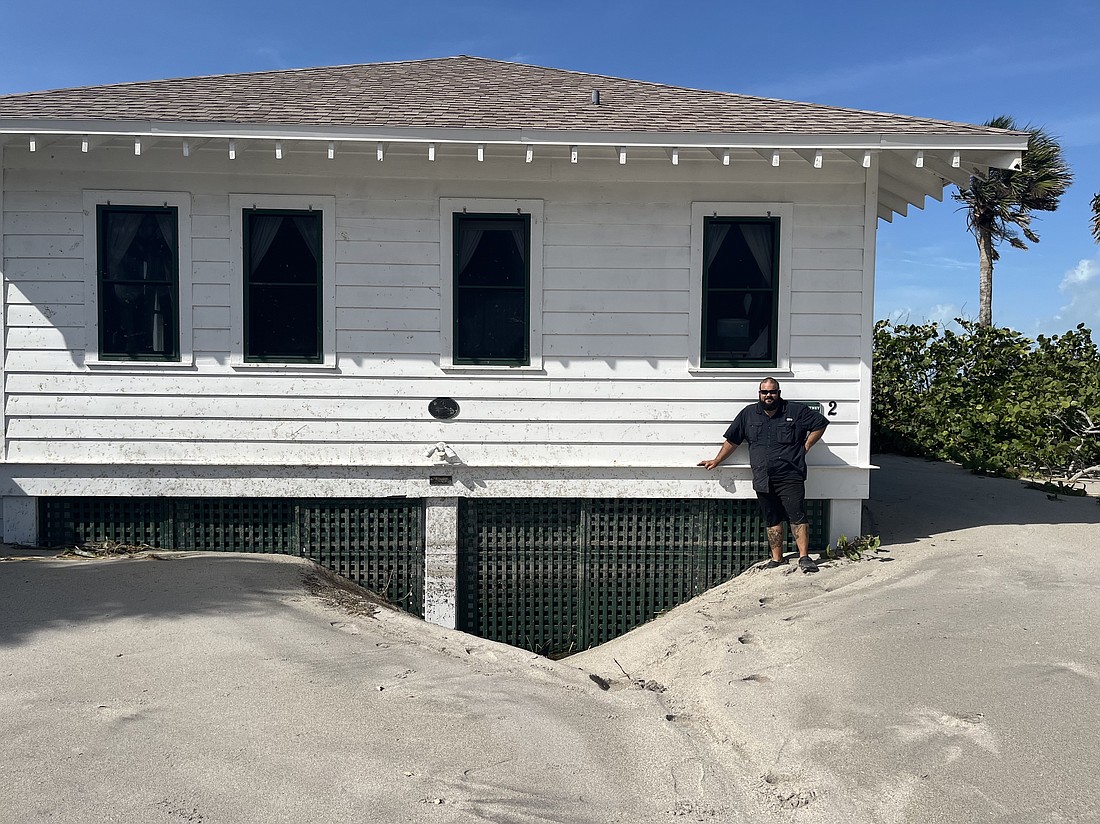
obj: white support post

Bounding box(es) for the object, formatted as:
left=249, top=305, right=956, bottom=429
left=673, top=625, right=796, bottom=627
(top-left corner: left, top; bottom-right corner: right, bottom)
left=3, top=497, right=39, bottom=546
left=829, top=500, right=865, bottom=544
left=423, top=498, right=458, bottom=628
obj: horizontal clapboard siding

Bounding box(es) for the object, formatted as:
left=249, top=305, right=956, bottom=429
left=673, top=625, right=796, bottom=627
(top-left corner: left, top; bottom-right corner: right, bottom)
left=2, top=148, right=869, bottom=474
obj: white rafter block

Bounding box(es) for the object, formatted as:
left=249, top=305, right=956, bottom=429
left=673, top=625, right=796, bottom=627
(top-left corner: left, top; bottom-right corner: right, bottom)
left=913, top=150, right=925, bottom=168
left=570, top=146, right=579, bottom=163
left=327, top=141, right=336, bottom=160
left=794, top=148, right=823, bottom=168
left=228, top=139, right=237, bottom=160
left=134, top=137, right=143, bottom=156
left=81, top=135, right=110, bottom=153
left=477, top=144, right=485, bottom=162
left=29, top=135, right=37, bottom=152
left=525, top=144, right=534, bottom=163
left=723, top=149, right=730, bottom=165
left=274, top=141, right=283, bottom=160
left=428, top=143, right=436, bottom=161
left=754, top=148, right=780, bottom=166
left=951, top=150, right=961, bottom=168
left=860, top=150, right=872, bottom=167
left=667, top=147, right=679, bottom=165
left=618, top=147, right=627, bottom=164
left=376, top=142, right=385, bottom=162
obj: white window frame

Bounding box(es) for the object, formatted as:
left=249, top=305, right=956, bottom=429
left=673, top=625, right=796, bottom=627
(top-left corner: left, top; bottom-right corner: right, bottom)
left=439, top=197, right=544, bottom=371
left=688, top=201, right=794, bottom=373
left=229, top=194, right=336, bottom=369
left=82, top=190, right=194, bottom=367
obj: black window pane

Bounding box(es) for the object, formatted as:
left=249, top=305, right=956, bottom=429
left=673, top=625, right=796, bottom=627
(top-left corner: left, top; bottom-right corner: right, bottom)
left=453, top=213, right=530, bottom=364
left=703, top=217, right=779, bottom=365
left=247, top=285, right=320, bottom=360
left=705, top=291, right=774, bottom=362
left=456, top=221, right=527, bottom=288
left=455, top=288, right=526, bottom=362
left=98, top=206, right=179, bottom=360
left=244, top=210, right=322, bottom=362
left=705, top=221, right=775, bottom=290
left=247, top=213, right=320, bottom=284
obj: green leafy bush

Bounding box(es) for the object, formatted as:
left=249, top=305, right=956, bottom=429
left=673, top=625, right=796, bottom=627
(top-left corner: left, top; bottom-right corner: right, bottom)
left=872, top=320, right=1100, bottom=479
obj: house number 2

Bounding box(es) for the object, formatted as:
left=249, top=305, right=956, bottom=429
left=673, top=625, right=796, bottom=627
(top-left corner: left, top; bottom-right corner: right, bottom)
left=827, top=401, right=838, bottom=416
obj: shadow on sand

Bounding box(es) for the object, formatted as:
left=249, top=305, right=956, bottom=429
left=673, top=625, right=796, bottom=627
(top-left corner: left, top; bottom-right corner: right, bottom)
left=869, top=453, right=1100, bottom=546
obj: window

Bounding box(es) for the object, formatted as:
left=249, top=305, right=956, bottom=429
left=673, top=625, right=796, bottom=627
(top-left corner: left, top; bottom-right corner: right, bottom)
left=440, top=198, right=543, bottom=370
left=229, top=195, right=335, bottom=368
left=243, top=209, right=322, bottom=363
left=452, top=213, right=530, bottom=365
left=689, top=203, right=792, bottom=371
left=95, top=205, right=179, bottom=360
left=83, top=191, right=192, bottom=366
left=701, top=216, right=779, bottom=367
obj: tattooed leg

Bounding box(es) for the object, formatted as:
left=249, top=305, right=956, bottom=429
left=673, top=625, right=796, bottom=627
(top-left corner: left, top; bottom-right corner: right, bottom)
left=791, top=522, right=810, bottom=556
left=766, top=524, right=785, bottom=561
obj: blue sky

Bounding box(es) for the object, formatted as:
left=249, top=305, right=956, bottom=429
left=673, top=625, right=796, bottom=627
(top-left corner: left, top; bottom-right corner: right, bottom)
left=2, top=0, right=1098, bottom=337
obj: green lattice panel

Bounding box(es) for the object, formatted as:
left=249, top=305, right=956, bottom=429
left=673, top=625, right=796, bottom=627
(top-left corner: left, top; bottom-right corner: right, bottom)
left=703, top=499, right=828, bottom=588
left=173, top=499, right=299, bottom=554
left=458, top=499, right=582, bottom=656
left=299, top=500, right=425, bottom=618
left=584, top=499, right=702, bottom=647
left=39, top=497, right=169, bottom=548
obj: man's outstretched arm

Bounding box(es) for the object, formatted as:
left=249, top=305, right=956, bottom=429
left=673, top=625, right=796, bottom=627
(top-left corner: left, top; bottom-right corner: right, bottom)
left=698, top=440, right=738, bottom=470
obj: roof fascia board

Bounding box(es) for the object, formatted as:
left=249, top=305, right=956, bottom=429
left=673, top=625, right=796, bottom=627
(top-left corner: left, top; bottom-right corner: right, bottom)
left=0, top=119, right=1030, bottom=149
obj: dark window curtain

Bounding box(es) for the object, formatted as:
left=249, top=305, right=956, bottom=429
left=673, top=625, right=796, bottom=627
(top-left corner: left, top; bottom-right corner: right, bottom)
left=105, top=212, right=143, bottom=274
left=292, top=215, right=320, bottom=265
left=457, top=225, right=484, bottom=274
left=705, top=221, right=731, bottom=269
left=739, top=222, right=773, bottom=284
left=249, top=214, right=283, bottom=274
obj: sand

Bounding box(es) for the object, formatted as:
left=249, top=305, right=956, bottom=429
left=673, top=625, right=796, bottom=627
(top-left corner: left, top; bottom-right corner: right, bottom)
left=2, top=454, right=1098, bottom=823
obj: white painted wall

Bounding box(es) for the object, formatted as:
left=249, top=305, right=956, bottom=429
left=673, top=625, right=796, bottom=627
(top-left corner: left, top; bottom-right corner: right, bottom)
left=1, top=141, right=872, bottom=515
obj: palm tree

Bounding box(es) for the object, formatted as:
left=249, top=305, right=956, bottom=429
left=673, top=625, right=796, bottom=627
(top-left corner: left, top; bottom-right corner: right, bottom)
left=953, top=116, right=1073, bottom=326
left=1091, top=192, right=1100, bottom=243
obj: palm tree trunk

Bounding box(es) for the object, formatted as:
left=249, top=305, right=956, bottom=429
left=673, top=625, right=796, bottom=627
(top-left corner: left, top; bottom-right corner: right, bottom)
left=978, top=227, right=995, bottom=326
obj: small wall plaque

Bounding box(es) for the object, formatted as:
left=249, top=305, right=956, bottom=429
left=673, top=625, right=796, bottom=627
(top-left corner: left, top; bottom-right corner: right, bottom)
left=429, top=475, right=454, bottom=486
left=428, top=397, right=460, bottom=420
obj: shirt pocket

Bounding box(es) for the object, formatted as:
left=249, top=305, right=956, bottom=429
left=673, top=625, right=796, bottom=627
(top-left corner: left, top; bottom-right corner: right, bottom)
left=777, top=423, right=796, bottom=444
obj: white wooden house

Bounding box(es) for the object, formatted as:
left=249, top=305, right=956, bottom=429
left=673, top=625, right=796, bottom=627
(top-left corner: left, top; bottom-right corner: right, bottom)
left=0, top=58, right=1026, bottom=647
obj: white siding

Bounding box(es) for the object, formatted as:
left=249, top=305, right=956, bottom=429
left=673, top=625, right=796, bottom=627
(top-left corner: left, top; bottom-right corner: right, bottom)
left=1, top=144, right=872, bottom=499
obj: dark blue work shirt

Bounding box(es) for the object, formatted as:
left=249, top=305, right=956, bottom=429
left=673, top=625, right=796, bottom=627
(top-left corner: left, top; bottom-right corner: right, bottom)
left=723, top=399, right=828, bottom=493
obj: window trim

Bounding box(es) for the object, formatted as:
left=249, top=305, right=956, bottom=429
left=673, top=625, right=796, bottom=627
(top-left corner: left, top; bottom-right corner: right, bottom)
left=689, top=202, right=793, bottom=372
left=440, top=198, right=544, bottom=371
left=82, top=190, right=193, bottom=367
left=229, top=194, right=336, bottom=369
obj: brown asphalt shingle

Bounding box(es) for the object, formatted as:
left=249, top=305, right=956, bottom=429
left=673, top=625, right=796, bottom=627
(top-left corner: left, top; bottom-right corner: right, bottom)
left=0, top=56, right=1011, bottom=136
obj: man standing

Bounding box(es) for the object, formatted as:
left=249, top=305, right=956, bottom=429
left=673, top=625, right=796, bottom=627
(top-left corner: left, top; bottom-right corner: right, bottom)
left=698, top=378, right=828, bottom=573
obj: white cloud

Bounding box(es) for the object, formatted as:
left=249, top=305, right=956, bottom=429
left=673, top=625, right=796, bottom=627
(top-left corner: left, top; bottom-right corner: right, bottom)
left=1042, top=257, right=1100, bottom=333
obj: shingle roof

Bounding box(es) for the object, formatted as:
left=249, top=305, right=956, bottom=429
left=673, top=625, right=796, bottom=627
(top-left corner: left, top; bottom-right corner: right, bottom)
left=0, top=56, right=1012, bottom=137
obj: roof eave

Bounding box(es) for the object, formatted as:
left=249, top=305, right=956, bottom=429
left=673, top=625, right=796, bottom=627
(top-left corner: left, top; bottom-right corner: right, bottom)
left=0, top=118, right=1029, bottom=157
